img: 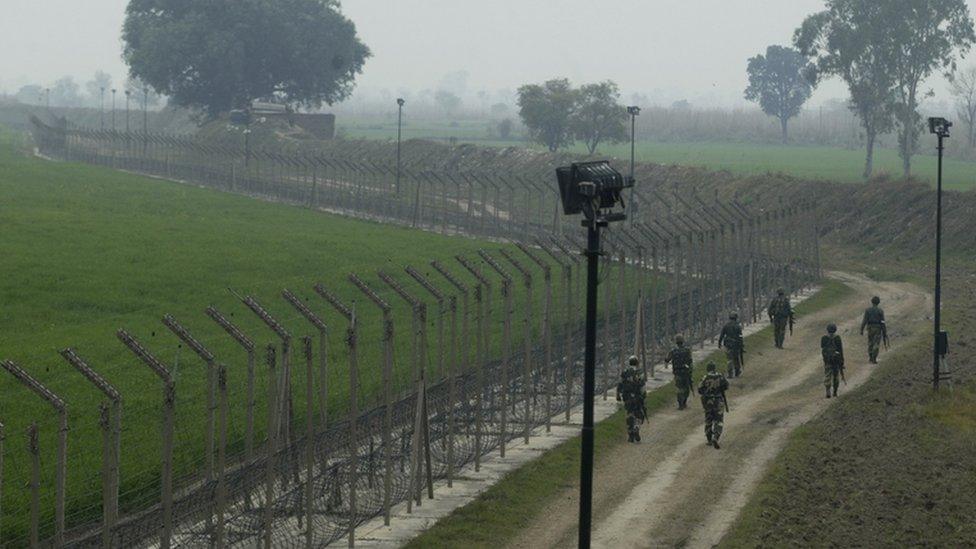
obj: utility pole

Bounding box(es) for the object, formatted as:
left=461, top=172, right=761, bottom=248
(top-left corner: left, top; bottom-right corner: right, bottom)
left=100, top=87, right=105, bottom=130
left=927, top=117, right=951, bottom=389
left=396, top=98, right=405, bottom=194
left=111, top=88, right=117, bottom=131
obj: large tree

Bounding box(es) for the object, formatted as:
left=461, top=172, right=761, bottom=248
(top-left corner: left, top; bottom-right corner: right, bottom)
left=516, top=78, right=578, bottom=152
left=744, top=45, right=815, bottom=143
left=85, top=71, right=113, bottom=107
left=887, top=0, right=974, bottom=177
left=122, top=0, right=370, bottom=117
left=950, top=65, right=976, bottom=147
left=795, top=1, right=899, bottom=179
left=571, top=81, right=627, bottom=154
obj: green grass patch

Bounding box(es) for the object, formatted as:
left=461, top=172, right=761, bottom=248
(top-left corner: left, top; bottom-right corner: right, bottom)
left=407, top=279, right=852, bottom=548
left=0, top=125, right=652, bottom=543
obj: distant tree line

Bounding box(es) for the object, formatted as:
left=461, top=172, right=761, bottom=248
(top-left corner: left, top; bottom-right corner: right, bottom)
left=516, top=78, right=628, bottom=154
left=748, top=0, right=976, bottom=179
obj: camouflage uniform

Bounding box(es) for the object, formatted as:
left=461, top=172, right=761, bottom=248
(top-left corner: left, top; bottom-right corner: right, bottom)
left=821, top=328, right=845, bottom=398
left=860, top=299, right=886, bottom=364
left=666, top=343, right=694, bottom=409
left=697, top=366, right=729, bottom=449
left=616, top=366, right=646, bottom=442
left=767, top=291, right=793, bottom=348
left=718, top=317, right=744, bottom=378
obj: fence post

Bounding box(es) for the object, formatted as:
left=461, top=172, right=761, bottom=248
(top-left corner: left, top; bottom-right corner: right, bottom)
left=241, top=296, right=293, bottom=453
left=205, top=306, right=257, bottom=462
left=302, top=337, right=315, bottom=549
left=516, top=242, right=554, bottom=432
left=475, top=252, right=513, bottom=456
left=161, top=314, right=218, bottom=543
left=115, top=330, right=174, bottom=549
left=0, top=420, right=3, bottom=548
left=1, top=360, right=68, bottom=548
left=281, top=290, right=329, bottom=431
left=59, top=348, right=122, bottom=548
left=216, top=363, right=229, bottom=549
left=263, top=344, right=278, bottom=549
left=497, top=249, right=535, bottom=443
left=456, top=256, right=492, bottom=467
left=28, top=423, right=39, bottom=549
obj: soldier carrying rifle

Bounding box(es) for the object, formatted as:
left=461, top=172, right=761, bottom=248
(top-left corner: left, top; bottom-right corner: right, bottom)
left=860, top=296, right=888, bottom=364
left=821, top=323, right=846, bottom=398
left=718, top=312, right=744, bottom=378
left=767, top=288, right=794, bottom=349
left=697, top=362, right=729, bottom=449
left=617, top=356, right=647, bottom=443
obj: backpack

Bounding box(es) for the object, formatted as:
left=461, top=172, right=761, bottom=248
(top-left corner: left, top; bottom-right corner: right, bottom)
left=824, top=335, right=841, bottom=365
left=701, top=374, right=724, bottom=396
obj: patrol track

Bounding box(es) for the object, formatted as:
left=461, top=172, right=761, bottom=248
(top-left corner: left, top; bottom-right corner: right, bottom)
left=507, top=271, right=929, bottom=549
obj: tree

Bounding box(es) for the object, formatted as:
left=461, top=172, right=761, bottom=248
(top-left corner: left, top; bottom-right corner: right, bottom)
left=50, top=76, right=82, bottom=107
left=15, top=84, right=43, bottom=105
left=126, top=75, right=162, bottom=108
left=571, top=81, right=627, bottom=154
left=795, top=1, right=899, bottom=179
left=744, top=45, right=815, bottom=143
left=85, top=71, right=113, bottom=107
left=434, top=90, right=462, bottom=116
left=950, top=65, right=976, bottom=147
left=516, top=78, right=577, bottom=152
left=122, top=0, right=370, bottom=117
left=887, top=0, right=974, bottom=177
left=498, top=118, right=514, bottom=140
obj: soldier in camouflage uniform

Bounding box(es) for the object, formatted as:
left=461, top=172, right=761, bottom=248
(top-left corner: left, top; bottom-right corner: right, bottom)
left=665, top=335, right=694, bottom=409
left=698, top=362, right=729, bottom=449
left=718, top=312, right=744, bottom=378
left=860, top=296, right=886, bottom=364
left=767, top=288, right=794, bottom=349
left=616, top=356, right=647, bottom=442
left=821, top=323, right=845, bottom=398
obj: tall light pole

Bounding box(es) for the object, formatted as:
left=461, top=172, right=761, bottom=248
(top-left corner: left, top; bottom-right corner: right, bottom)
left=100, top=87, right=105, bottom=130
left=125, top=90, right=131, bottom=133
left=142, top=86, right=149, bottom=134
left=111, top=89, right=117, bottom=131
left=627, top=106, right=640, bottom=224
left=45, top=87, right=50, bottom=110
left=555, top=161, right=632, bottom=549
left=396, top=98, right=405, bottom=195
left=928, top=117, right=951, bottom=390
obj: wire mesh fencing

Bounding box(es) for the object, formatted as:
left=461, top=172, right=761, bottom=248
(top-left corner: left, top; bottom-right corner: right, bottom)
left=0, top=119, right=820, bottom=547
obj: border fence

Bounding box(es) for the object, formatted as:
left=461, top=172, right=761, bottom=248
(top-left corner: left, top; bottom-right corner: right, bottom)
left=0, top=119, right=819, bottom=547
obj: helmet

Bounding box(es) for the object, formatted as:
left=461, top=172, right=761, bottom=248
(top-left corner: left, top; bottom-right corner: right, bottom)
left=675, top=334, right=685, bottom=345
left=777, top=288, right=785, bottom=296
left=827, top=323, right=837, bottom=334
left=729, top=312, right=739, bottom=320
left=628, top=355, right=639, bottom=366
left=871, top=296, right=881, bottom=305
left=706, top=362, right=717, bottom=372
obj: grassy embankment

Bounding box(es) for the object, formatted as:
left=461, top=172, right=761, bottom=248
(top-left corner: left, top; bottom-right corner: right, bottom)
left=339, top=117, right=976, bottom=191
left=0, top=126, right=643, bottom=543
left=407, top=279, right=852, bottom=549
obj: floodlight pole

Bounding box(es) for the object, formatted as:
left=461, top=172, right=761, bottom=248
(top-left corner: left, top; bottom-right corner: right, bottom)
left=578, top=216, right=603, bottom=549
left=627, top=106, right=640, bottom=223
left=100, top=87, right=105, bottom=130
left=930, top=118, right=948, bottom=389
left=111, top=89, right=117, bottom=131
left=396, top=98, right=404, bottom=195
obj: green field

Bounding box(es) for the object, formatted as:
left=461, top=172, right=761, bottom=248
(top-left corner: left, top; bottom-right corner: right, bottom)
left=0, top=127, right=620, bottom=543
left=340, top=117, right=976, bottom=191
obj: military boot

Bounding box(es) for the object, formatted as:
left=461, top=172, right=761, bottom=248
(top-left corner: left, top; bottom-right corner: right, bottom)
left=712, top=439, right=721, bottom=450
left=825, top=388, right=831, bottom=399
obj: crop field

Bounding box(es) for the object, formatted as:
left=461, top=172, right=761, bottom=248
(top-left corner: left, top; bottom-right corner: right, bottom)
left=0, top=127, right=592, bottom=543
left=339, top=116, right=976, bottom=191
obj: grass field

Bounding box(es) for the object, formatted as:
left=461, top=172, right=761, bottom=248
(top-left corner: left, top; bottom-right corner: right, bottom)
left=340, top=117, right=976, bottom=191
left=0, top=127, right=619, bottom=543
left=406, top=279, right=853, bottom=548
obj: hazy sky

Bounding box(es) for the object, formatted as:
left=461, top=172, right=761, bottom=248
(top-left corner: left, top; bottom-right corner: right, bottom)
left=3, top=0, right=974, bottom=108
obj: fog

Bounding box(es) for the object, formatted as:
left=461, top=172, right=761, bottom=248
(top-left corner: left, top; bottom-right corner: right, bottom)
left=3, top=0, right=975, bottom=108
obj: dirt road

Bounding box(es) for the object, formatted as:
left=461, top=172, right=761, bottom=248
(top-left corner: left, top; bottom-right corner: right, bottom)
left=508, top=272, right=930, bottom=549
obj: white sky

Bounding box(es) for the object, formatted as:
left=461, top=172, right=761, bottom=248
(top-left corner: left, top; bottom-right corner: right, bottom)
left=2, top=0, right=974, bottom=108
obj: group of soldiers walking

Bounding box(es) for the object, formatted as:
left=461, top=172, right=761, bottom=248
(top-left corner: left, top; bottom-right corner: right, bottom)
left=616, top=289, right=889, bottom=449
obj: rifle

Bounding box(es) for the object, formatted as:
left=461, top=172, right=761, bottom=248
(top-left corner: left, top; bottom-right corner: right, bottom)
left=722, top=391, right=730, bottom=413
left=840, top=366, right=847, bottom=386
left=881, top=322, right=889, bottom=350
left=788, top=310, right=795, bottom=336
left=738, top=343, right=745, bottom=368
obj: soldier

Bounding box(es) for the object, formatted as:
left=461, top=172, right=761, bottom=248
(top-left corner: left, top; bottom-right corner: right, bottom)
left=860, top=296, right=887, bottom=364
left=767, top=288, right=794, bottom=349
left=665, top=335, right=694, bottom=409
left=616, top=356, right=647, bottom=442
left=697, top=362, right=729, bottom=449
left=718, top=312, right=744, bottom=378
left=821, top=323, right=845, bottom=398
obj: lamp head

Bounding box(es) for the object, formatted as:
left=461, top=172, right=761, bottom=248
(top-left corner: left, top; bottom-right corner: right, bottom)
left=627, top=106, right=641, bottom=116
left=928, top=117, right=951, bottom=138
left=396, top=98, right=405, bottom=107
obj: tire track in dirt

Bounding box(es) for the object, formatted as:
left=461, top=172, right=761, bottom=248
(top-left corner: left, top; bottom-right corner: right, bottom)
left=507, top=272, right=929, bottom=549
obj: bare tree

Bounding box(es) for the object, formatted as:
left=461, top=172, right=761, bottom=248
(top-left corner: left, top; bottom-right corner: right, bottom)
left=951, top=65, right=976, bottom=147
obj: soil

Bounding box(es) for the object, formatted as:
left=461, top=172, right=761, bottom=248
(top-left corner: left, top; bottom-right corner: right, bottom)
left=507, top=271, right=930, bottom=549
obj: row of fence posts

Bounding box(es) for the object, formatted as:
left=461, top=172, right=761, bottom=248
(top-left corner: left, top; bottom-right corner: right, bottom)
left=0, top=227, right=812, bottom=548
left=4, top=119, right=820, bottom=547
